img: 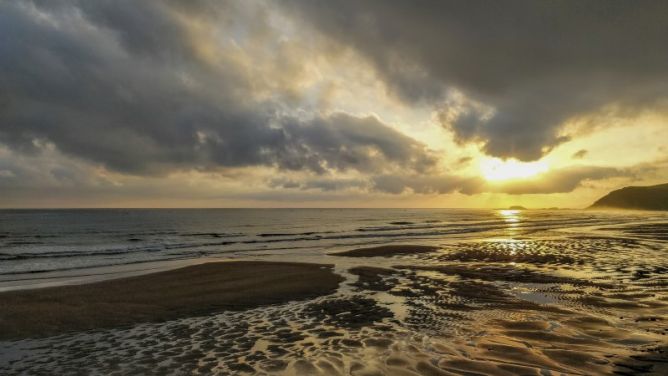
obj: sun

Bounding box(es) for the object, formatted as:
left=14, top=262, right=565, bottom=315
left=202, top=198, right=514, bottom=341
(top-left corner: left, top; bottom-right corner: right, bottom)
left=480, top=158, right=549, bottom=181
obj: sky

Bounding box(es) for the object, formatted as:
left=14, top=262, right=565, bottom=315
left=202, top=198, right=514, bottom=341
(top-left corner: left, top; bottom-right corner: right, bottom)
left=1, top=0, right=667, bottom=208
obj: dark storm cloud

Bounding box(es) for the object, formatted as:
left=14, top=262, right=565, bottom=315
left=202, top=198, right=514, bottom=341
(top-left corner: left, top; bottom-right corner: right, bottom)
left=0, top=1, right=434, bottom=176
left=283, top=0, right=668, bottom=160
left=281, top=113, right=436, bottom=174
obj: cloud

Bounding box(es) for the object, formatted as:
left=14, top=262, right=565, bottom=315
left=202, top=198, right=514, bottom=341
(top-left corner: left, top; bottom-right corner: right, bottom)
left=0, top=144, right=121, bottom=198
left=571, top=149, right=588, bottom=159
left=350, top=166, right=626, bottom=196
left=372, top=174, right=468, bottom=195
left=3, top=0, right=666, bottom=207
left=456, top=157, right=473, bottom=166
left=269, top=176, right=368, bottom=192
left=0, top=1, right=434, bottom=177
left=283, top=1, right=668, bottom=160
left=281, top=113, right=437, bottom=174
left=0, top=138, right=648, bottom=208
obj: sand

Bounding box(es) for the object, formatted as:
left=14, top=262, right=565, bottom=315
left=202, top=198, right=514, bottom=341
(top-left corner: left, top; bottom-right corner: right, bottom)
left=332, top=244, right=439, bottom=257
left=0, top=261, right=343, bottom=340
left=2, top=232, right=667, bottom=375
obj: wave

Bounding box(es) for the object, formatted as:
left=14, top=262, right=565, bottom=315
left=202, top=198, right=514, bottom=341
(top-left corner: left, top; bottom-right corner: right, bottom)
left=0, top=217, right=627, bottom=262
left=178, top=232, right=242, bottom=238
left=0, top=210, right=645, bottom=279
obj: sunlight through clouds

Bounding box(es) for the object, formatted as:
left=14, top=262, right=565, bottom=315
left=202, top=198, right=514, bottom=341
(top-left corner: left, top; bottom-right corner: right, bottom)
left=480, top=158, right=549, bottom=182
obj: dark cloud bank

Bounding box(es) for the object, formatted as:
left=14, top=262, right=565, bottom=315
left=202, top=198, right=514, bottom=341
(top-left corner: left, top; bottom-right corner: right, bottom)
left=1, top=0, right=664, bottom=198
left=0, top=1, right=434, bottom=177
left=285, top=0, right=668, bottom=160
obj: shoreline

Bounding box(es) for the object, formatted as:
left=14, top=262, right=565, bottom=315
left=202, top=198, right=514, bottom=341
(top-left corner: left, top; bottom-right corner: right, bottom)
left=0, top=261, right=343, bottom=341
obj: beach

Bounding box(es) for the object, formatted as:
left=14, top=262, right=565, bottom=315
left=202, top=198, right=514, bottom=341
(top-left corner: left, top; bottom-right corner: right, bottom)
left=1, top=209, right=667, bottom=375
left=5, top=0, right=668, bottom=373
left=0, top=261, right=342, bottom=340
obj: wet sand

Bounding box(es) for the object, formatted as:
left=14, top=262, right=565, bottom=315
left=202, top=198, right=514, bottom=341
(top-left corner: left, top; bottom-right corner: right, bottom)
left=2, top=219, right=668, bottom=375
left=0, top=261, right=343, bottom=340
left=333, top=244, right=439, bottom=257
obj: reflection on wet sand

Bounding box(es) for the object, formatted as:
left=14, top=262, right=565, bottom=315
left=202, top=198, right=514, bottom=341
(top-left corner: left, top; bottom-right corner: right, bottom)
left=1, top=212, right=667, bottom=375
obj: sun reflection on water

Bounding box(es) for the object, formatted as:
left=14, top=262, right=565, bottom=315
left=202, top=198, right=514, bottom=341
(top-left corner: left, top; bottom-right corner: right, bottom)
left=499, top=209, right=523, bottom=239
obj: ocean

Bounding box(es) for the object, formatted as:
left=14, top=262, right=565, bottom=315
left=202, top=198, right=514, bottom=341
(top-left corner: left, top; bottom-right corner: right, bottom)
left=3, top=208, right=664, bottom=280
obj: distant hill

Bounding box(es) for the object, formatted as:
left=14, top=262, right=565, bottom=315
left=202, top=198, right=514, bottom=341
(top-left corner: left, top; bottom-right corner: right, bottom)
left=589, top=183, right=668, bottom=211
